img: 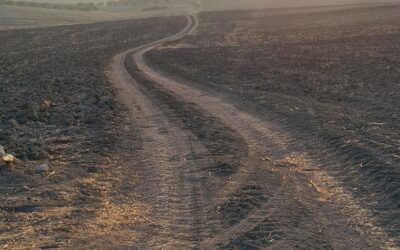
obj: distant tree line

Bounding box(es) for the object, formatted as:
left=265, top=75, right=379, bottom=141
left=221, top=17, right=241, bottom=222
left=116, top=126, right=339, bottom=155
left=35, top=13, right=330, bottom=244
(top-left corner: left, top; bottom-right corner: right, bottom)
left=0, top=0, right=98, bottom=11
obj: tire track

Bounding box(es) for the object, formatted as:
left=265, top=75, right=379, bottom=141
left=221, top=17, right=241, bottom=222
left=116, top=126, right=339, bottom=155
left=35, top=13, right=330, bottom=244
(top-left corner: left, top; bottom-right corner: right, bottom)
left=110, top=14, right=397, bottom=249
left=109, top=14, right=248, bottom=248
left=110, top=31, right=211, bottom=247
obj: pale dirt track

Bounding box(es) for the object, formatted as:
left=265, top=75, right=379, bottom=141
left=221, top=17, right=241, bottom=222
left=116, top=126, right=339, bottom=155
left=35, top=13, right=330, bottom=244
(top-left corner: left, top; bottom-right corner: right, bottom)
left=108, top=14, right=397, bottom=249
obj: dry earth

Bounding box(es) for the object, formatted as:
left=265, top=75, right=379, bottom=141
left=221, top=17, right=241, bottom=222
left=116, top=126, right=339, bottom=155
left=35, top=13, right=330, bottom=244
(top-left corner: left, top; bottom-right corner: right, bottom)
left=136, top=4, right=400, bottom=249
left=0, top=16, right=186, bottom=248
left=0, top=5, right=124, bottom=30
left=0, top=4, right=190, bottom=30
left=1, top=3, right=400, bottom=250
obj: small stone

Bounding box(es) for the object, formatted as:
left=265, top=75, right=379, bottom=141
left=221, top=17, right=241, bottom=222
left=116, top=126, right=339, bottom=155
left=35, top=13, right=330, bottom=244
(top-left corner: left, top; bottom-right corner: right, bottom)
left=2, top=154, right=15, bottom=163
left=36, top=163, right=50, bottom=172
left=0, top=145, right=5, bottom=157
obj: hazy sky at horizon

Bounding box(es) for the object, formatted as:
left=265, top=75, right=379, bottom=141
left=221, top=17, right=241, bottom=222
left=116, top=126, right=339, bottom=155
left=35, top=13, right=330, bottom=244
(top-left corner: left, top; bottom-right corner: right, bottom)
left=201, top=0, right=400, bottom=10
left=7, top=0, right=400, bottom=4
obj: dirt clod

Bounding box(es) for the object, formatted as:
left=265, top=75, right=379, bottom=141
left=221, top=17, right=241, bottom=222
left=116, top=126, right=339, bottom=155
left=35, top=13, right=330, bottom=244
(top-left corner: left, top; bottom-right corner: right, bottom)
left=35, top=163, right=50, bottom=172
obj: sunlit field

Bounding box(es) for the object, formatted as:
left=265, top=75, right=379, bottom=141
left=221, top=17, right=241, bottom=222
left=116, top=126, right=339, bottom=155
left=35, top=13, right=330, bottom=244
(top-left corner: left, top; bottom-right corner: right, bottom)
left=1, top=1, right=399, bottom=249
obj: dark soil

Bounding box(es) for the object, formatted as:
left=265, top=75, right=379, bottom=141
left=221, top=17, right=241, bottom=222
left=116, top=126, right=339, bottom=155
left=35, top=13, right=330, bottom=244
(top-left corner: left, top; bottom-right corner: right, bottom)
left=122, top=14, right=376, bottom=247
left=124, top=51, right=259, bottom=242
left=2, top=3, right=400, bottom=248
left=0, top=16, right=186, bottom=248
left=217, top=184, right=266, bottom=227
left=145, top=4, right=400, bottom=245
left=124, top=57, right=248, bottom=160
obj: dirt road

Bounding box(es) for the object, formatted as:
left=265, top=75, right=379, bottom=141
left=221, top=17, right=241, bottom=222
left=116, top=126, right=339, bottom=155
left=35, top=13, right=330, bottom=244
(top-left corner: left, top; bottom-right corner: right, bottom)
left=109, top=14, right=397, bottom=249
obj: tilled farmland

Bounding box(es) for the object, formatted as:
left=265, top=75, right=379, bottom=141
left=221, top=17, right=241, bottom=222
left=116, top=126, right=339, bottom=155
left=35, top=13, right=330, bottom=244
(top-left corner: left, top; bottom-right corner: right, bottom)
left=0, top=16, right=186, bottom=248
left=143, top=4, right=400, bottom=248
left=1, top=3, right=400, bottom=249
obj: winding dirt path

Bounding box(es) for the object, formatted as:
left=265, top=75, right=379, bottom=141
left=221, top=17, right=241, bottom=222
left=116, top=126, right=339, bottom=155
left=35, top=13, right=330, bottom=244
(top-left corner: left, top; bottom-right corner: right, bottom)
left=109, top=14, right=397, bottom=249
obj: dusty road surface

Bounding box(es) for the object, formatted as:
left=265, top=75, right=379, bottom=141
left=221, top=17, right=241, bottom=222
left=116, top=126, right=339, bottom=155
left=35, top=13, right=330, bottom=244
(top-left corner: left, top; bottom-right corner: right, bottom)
left=109, top=13, right=399, bottom=249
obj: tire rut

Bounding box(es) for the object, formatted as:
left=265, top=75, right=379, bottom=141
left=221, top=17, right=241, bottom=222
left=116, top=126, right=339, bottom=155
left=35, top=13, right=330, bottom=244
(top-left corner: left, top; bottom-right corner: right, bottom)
left=124, top=50, right=270, bottom=248
left=109, top=15, right=254, bottom=248
left=109, top=14, right=397, bottom=249
left=110, top=45, right=211, bottom=248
